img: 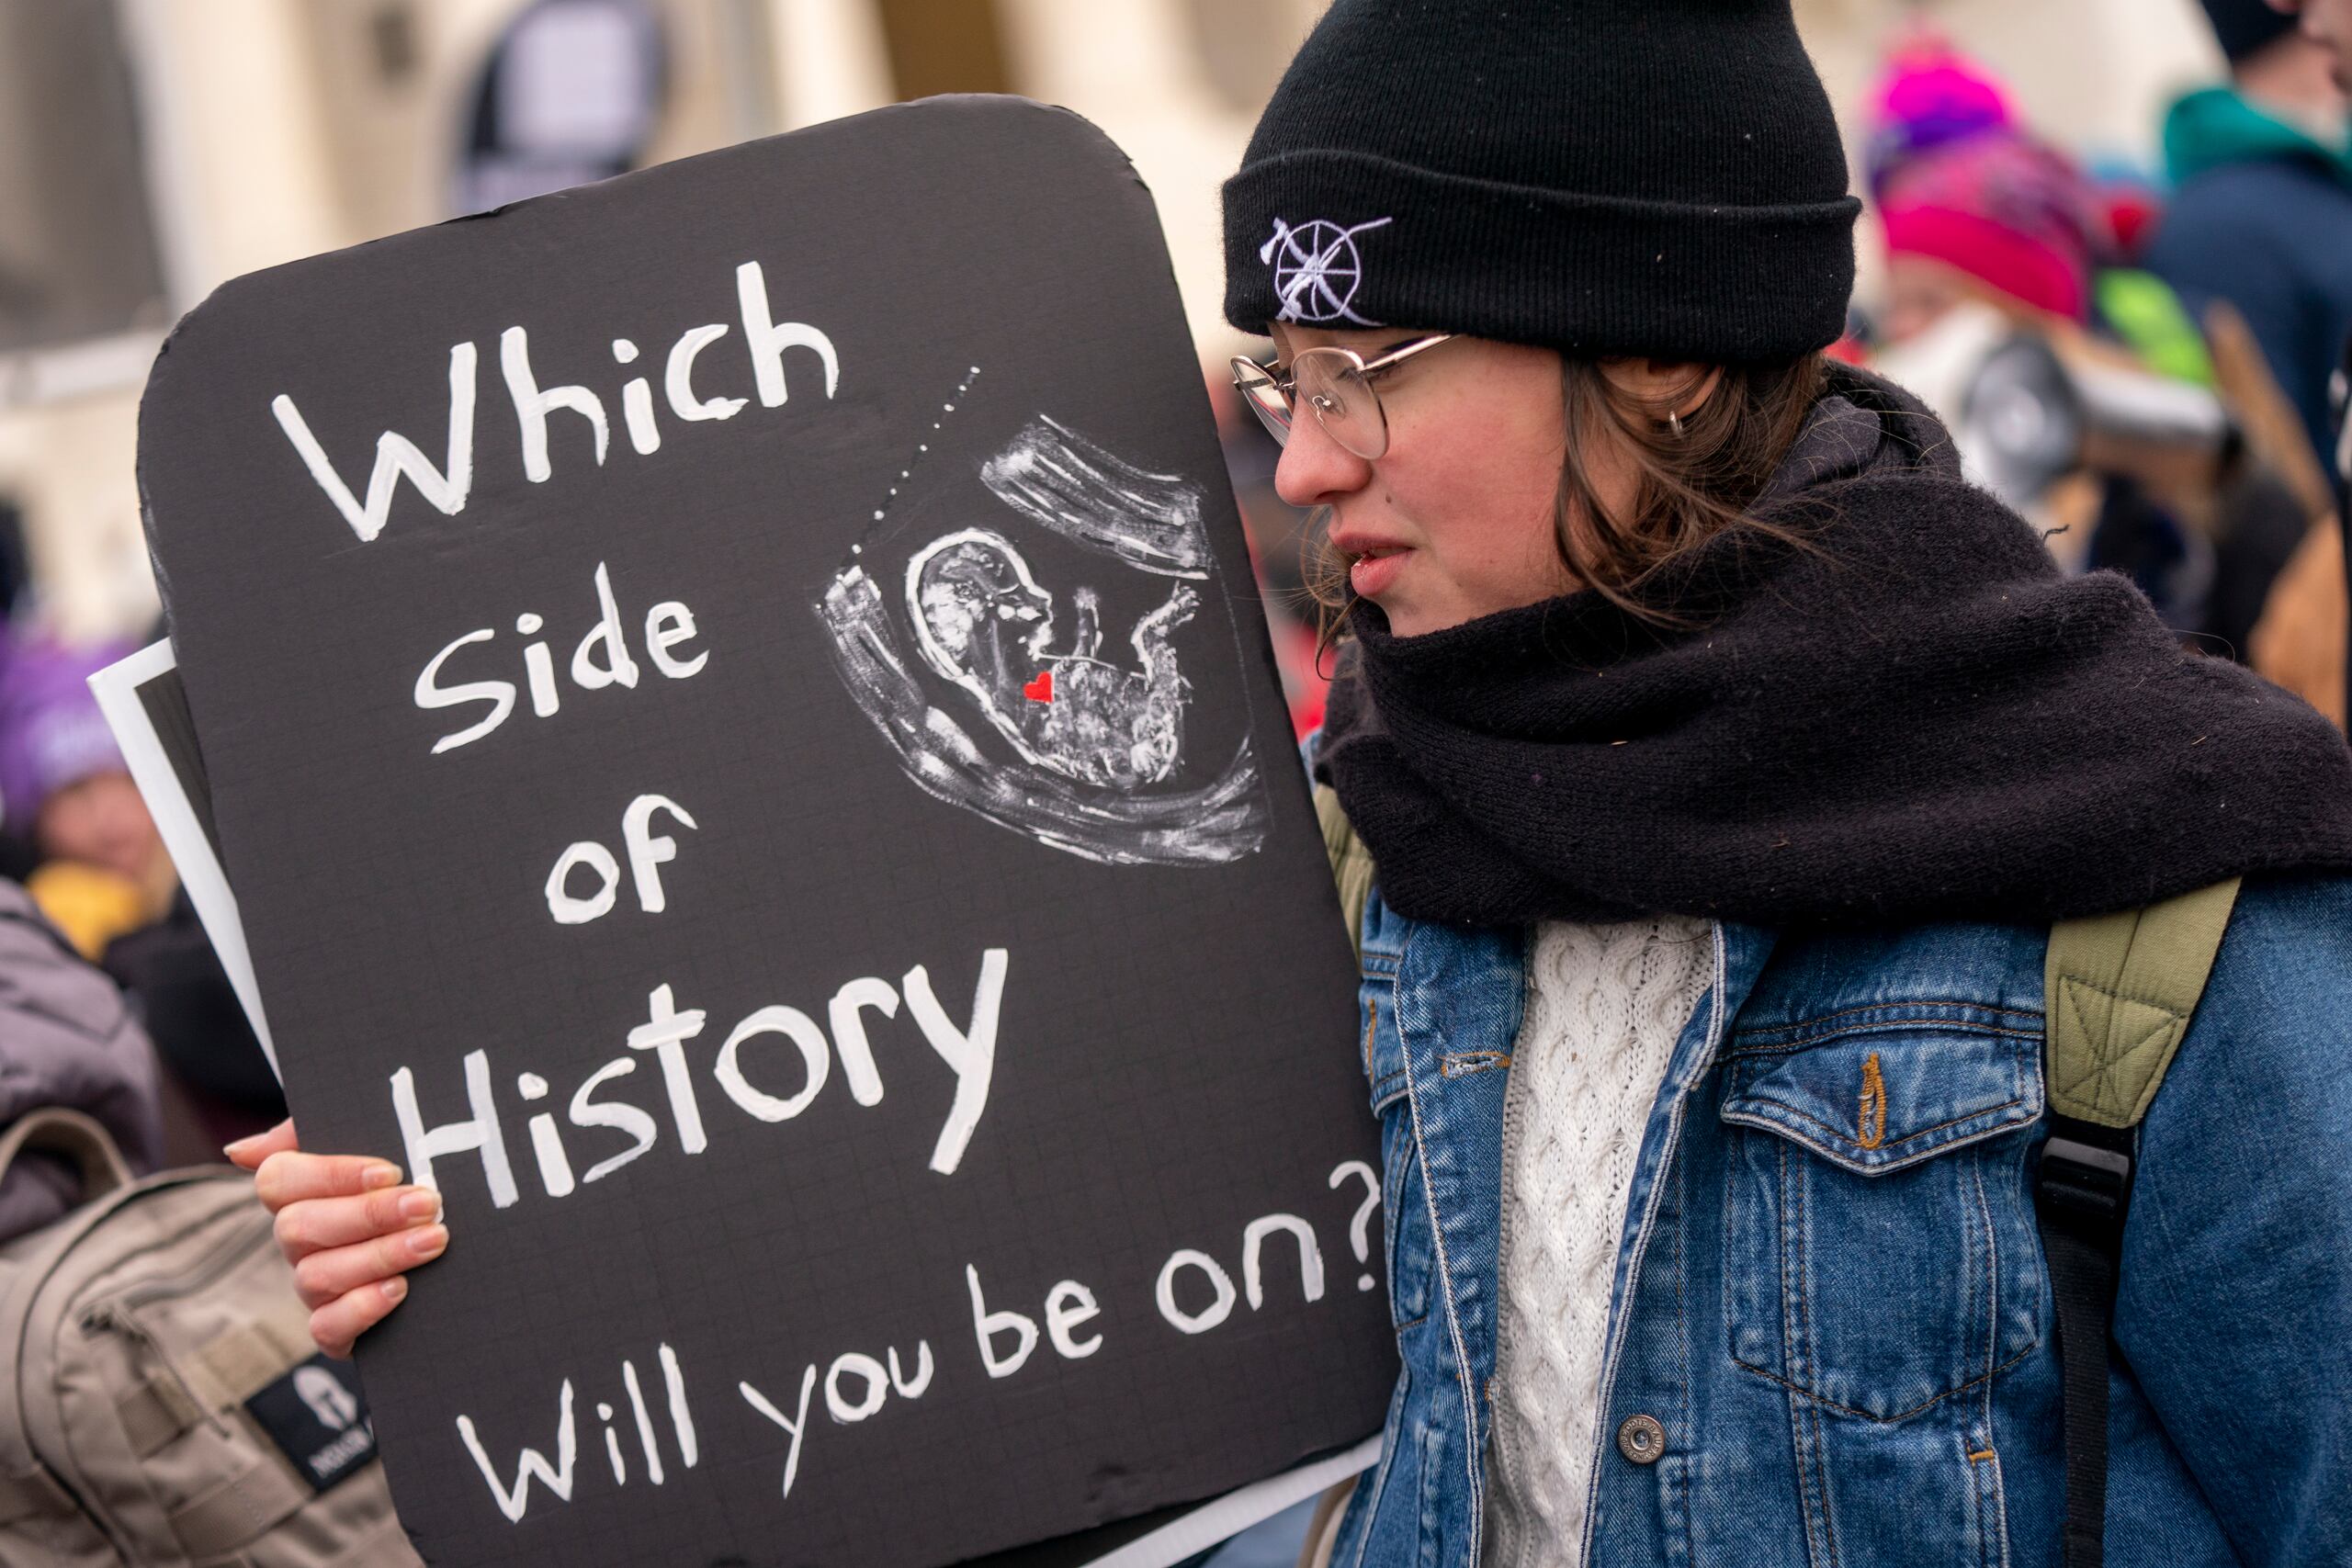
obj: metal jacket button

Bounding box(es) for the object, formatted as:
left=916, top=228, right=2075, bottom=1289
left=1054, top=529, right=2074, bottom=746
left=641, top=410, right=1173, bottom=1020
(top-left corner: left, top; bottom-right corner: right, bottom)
left=1616, top=1413, right=1665, bottom=1464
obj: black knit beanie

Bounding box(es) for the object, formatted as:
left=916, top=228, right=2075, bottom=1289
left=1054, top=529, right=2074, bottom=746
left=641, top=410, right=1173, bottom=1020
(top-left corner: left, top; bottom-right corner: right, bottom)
left=1223, top=0, right=1861, bottom=362
left=2197, top=0, right=2298, bottom=62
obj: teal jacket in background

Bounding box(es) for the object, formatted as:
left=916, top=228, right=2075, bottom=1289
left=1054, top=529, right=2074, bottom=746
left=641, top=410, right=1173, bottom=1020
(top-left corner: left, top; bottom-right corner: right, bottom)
left=1313, top=739, right=2352, bottom=1564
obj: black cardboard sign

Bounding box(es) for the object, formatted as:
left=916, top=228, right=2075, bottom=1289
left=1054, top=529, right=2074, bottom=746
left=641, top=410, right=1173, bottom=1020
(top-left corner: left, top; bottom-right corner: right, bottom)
left=137, top=97, right=1390, bottom=1568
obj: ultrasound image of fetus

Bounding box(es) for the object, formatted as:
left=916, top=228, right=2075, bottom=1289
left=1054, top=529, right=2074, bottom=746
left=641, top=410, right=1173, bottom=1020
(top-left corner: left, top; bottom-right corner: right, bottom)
left=907, top=528, right=1197, bottom=790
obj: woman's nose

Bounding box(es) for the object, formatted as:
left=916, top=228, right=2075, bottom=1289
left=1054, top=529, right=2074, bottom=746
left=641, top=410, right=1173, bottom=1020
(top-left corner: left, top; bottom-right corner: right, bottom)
left=1272, top=408, right=1374, bottom=510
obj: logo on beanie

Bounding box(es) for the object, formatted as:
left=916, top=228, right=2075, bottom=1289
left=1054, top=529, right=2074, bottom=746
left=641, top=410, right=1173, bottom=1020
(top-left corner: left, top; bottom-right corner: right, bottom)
left=1261, top=217, right=1392, bottom=325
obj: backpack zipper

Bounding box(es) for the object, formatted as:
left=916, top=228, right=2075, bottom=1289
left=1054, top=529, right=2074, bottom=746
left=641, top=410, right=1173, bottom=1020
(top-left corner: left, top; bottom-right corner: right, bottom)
left=103, top=1207, right=275, bottom=1316
left=77, top=1207, right=278, bottom=1436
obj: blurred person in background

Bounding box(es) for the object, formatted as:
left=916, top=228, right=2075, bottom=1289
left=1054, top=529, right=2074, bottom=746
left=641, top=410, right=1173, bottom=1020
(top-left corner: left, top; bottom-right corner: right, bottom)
left=2253, top=0, right=2352, bottom=726
left=0, top=553, right=168, bottom=1237
left=1866, top=37, right=2315, bottom=667
left=2268, top=0, right=2352, bottom=86
left=0, top=874, right=164, bottom=1245
left=1865, top=38, right=2095, bottom=347
left=0, top=635, right=171, bottom=956
left=2148, top=0, right=2352, bottom=479
left=0, top=634, right=283, bottom=1154
left=2154, top=0, right=2352, bottom=727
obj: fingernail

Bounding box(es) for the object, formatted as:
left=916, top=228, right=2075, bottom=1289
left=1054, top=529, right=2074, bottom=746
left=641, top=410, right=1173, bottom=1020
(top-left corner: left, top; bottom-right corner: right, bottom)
left=408, top=1224, right=447, bottom=1261
left=364, top=1164, right=402, bottom=1190
left=399, top=1190, right=442, bottom=1223
left=221, top=1135, right=260, bottom=1159
left=380, top=1277, right=408, bottom=1303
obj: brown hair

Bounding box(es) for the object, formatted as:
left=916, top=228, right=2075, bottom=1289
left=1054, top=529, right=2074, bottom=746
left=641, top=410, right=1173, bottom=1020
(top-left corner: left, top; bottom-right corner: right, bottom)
left=1307, top=351, right=1828, bottom=645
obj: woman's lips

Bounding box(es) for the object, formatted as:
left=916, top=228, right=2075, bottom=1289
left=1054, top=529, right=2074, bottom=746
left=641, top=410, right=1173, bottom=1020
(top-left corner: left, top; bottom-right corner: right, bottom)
left=1348, top=546, right=1408, bottom=599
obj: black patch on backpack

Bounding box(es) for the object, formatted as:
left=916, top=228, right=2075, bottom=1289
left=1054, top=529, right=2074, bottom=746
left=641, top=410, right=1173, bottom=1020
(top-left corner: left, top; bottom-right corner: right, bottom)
left=245, top=1354, right=377, bottom=1492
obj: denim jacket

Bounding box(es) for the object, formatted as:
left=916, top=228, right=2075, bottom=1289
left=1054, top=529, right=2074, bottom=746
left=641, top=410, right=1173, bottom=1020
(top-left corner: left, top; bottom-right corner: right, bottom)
left=1329, top=865, right=2352, bottom=1568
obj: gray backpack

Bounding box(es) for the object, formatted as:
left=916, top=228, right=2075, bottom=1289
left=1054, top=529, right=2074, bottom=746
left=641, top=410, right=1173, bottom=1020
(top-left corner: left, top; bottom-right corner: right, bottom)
left=0, top=1108, right=419, bottom=1567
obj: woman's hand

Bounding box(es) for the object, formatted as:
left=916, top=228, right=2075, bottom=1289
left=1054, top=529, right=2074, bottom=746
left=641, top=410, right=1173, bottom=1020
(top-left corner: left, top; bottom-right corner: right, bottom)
left=224, top=1120, right=447, bottom=1358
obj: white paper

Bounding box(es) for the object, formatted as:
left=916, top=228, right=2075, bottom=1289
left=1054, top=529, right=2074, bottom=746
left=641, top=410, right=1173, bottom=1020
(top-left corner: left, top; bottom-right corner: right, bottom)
left=1091, top=1438, right=1372, bottom=1568
left=87, top=637, right=277, bottom=1079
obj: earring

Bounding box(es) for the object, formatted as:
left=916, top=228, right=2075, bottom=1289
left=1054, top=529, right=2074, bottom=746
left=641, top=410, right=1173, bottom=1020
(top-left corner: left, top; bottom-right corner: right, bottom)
left=1667, top=410, right=1685, bottom=438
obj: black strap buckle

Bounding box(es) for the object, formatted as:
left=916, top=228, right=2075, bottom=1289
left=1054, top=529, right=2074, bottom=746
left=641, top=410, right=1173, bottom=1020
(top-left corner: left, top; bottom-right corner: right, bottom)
left=2037, top=1120, right=2135, bottom=1253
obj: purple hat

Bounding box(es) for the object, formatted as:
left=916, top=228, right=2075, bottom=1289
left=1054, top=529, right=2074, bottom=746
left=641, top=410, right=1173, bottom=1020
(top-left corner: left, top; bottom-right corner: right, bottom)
left=0, top=637, right=131, bottom=833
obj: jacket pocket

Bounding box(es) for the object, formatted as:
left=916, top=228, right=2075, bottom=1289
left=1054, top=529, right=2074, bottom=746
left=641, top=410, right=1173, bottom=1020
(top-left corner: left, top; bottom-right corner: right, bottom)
left=1717, top=1009, right=2045, bottom=1421
left=1360, top=961, right=1407, bottom=1119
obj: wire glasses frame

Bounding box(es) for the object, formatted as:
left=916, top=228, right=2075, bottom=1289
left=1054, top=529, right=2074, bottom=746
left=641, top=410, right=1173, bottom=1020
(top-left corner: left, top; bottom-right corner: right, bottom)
left=1227, top=334, right=1454, bottom=460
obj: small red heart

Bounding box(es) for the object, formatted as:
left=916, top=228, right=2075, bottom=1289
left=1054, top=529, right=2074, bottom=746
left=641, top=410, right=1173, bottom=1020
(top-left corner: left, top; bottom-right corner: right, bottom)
left=1023, top=670, right=1054, bottom=703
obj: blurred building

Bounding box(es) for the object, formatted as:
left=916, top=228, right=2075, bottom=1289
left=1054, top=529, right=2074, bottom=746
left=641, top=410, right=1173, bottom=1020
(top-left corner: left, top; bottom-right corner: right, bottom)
left=0, top=0, right=1322, bottom=644
left=0, top=0, right=2214, bottom=648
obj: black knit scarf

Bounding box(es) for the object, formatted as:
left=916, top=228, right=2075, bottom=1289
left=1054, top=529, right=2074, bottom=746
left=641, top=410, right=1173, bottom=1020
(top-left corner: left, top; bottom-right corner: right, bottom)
left=1315, top=367, right=2352, bottom=928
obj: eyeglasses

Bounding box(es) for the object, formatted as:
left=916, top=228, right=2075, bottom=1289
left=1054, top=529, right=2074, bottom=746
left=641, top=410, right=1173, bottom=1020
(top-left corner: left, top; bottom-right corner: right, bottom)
left=1228, top=334, right=1454, bottom=460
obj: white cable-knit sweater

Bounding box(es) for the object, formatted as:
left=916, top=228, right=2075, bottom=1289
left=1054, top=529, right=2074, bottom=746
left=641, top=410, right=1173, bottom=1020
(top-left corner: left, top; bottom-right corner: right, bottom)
left=1482, top=916, right=1713, bottom=1568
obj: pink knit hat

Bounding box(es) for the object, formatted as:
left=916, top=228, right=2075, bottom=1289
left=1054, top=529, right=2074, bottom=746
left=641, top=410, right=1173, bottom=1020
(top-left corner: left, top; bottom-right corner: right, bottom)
left=1865, top=36, right=2099, bottom=322
left=1863, top=35, right=2017, bottom=201
left=1878, top=135, right=2099, bottom=322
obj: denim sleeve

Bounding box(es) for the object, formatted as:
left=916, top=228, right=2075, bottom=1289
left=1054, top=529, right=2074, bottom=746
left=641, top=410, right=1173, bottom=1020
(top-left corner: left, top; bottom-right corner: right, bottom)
left=2113, top=873, right=2352, bottom=1566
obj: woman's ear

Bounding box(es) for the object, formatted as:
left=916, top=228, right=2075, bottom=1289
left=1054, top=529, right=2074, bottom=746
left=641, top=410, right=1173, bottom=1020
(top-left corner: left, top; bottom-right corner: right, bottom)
left=1598, top=358, right=1725, bottom=421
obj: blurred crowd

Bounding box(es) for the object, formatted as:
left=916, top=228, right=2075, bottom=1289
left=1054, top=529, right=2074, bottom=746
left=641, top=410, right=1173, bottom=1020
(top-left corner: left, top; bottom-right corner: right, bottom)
left=5, top=0, right=2333, bottom=1189
left=0, top=0, right=2346, bottom=1214
left=0, top=0, right=2335, bottom=1208
left=0, top=3, right=2337, bottom=1563
left=0, top=590, right=284, bottom=1174
left=1218, top=0, right=2352, bottom=741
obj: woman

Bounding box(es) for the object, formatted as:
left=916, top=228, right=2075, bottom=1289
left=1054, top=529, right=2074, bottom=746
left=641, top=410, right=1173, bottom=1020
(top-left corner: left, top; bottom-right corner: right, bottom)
left=238, top=2, right=2352, bottom=1563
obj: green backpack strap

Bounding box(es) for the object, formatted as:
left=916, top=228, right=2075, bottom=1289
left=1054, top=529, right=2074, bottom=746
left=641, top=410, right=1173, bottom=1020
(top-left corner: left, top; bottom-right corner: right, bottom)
left=2037, top=874, right=2239, bottom=1568
left=2045, top=875, right=2241, bottom=1126
left=1314, top=784, right=1376, bottom=964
